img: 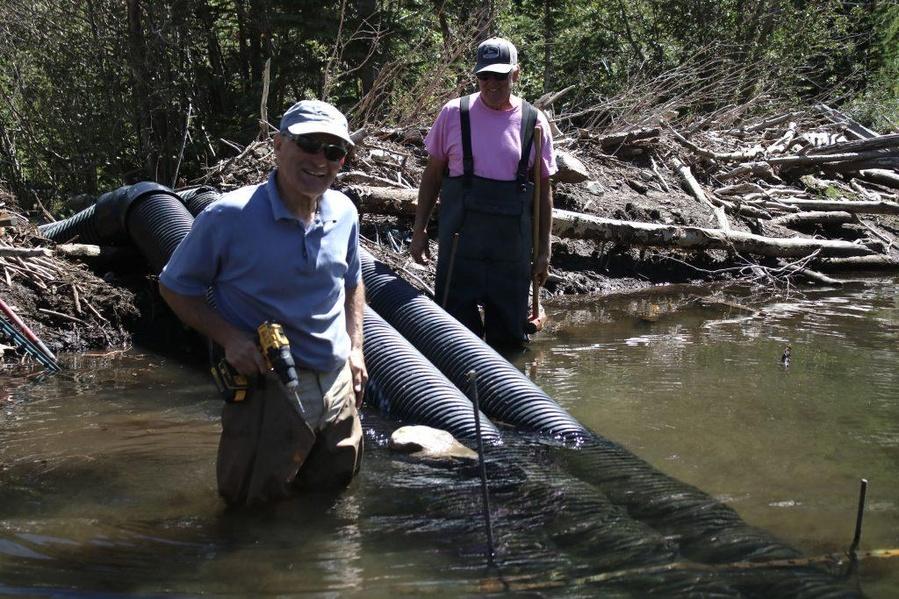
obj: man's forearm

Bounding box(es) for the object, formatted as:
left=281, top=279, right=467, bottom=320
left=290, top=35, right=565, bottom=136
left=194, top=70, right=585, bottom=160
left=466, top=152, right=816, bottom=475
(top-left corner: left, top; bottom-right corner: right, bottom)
left=344, top=282, right=365, bottom=350
left=413, top=159, right=444, bottom=233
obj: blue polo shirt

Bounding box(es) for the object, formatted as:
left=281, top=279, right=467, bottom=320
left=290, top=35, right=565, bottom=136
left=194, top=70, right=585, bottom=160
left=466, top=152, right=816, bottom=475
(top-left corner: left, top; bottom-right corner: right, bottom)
left=160, top=171, right=362, bottom=372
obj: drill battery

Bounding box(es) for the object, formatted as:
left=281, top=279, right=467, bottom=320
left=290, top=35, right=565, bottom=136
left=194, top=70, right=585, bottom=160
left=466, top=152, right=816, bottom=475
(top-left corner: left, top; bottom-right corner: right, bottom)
left=208, top=322, right=298, bottom=402
left=210, top=356, right=250, bottom=403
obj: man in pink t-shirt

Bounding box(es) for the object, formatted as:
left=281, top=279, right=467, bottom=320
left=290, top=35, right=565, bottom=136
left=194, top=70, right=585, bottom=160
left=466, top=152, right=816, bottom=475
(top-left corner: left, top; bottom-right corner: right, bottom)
left=410, top=37, right=556, bottom=349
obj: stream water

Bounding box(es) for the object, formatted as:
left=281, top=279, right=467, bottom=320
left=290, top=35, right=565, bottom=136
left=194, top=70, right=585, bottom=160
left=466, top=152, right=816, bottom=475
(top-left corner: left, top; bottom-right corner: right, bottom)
left=1, top=277, right=896, bottom=597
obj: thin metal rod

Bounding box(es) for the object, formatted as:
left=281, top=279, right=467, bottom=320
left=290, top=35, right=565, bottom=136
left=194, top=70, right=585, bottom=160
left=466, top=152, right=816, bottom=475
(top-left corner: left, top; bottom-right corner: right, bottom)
left=849, top=478, right=868, bottom=557
left=467, top=369, right=495, bottom=560
left=0, top=295, right=58, bottom=364
left=441, top=232, right=460, bottom=309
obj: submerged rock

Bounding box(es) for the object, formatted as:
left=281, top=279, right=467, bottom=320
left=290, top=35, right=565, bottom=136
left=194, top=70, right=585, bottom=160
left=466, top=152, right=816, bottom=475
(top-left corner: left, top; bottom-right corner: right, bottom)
left=389, top=425, right=477, bottom=461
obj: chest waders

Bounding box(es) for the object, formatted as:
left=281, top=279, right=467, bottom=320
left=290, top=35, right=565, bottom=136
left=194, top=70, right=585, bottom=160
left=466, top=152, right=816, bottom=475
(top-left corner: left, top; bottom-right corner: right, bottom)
left=434, top=95, right=539, bottom=348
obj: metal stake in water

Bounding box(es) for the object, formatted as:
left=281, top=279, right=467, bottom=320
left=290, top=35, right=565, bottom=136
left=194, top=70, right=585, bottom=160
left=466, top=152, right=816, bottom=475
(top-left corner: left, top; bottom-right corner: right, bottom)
left=466, top=369, right=495, bottom=561
left=849, top=478, right=868, bottom=560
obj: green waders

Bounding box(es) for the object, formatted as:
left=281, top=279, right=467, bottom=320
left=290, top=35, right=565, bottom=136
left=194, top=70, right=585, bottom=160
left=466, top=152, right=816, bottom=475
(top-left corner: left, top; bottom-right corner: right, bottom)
left=434, top=95, right=539, bottom=348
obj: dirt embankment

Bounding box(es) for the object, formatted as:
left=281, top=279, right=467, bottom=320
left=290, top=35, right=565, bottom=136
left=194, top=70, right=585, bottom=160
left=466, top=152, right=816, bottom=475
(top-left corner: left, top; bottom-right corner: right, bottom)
left=2, top=104, right=897, bottom=372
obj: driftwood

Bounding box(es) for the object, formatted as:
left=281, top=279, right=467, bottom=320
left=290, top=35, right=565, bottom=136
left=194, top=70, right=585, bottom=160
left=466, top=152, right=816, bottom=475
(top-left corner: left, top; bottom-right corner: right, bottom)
left=0, top=246, right=52, bottom=258
left=857, top=169, right=899, bottom=190
left=771, top=211, right=855, bottom=227
left=814, top=255, right=899, bottom=270
left=814, top=103, right=879, bottom=140
left=354, top=186, right=420, bottom=215
left=596, top=127, right=659, bottom=150
left=807, top=132, right=899, bottom=155
left=551, top=209, right=877, bottom=258
left=773, top=198, right=899, bottom=215
left=352, top=187, right=880, bottom=259
left=673, top=158, right=729, bottom=230
left=719, top=161, right=778, bottom=181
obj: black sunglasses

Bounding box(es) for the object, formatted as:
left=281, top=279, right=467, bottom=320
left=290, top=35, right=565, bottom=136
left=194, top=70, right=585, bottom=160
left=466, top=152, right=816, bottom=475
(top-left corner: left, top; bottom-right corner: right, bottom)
left=476, top=71, right=510, bottom=81
left=284, top=133, right=349, bottom=162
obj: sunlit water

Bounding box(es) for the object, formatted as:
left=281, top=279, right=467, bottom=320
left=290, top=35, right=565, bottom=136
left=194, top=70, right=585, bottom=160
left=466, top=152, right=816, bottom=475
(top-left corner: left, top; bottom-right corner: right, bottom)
left=1, top=277, right=896, bottom=597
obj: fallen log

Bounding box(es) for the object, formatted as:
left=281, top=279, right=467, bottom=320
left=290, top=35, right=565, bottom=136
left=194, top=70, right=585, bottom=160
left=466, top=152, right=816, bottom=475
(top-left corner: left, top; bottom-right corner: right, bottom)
left=596, top=127, right=660, bottom=150
left=670, top=129, right=763, bottom=162
left=857, top=169, right=899, bottom=190
left=354, top=187, right=881, bottom=258
left=768, top=149, right=898, bottom=168
left=814, top=255, right=899, bottom=271
left=814, top=103, right=879, bottom=140
left=354, top=186, right=420, bottom=215
left=719, top=161, right=778, bottom=182
left=773, top=198, right=899, bottom=215
left=737, top=111, right=803, bottom=134
left=771, top=211, right=855, bottom=228
left=551, top=209, right=878, bottom=258
left=0, top=246, right=52, bottom=258
left=807, top=132, right=899, bottom=155
left=672, top=158, right=729, bottom=230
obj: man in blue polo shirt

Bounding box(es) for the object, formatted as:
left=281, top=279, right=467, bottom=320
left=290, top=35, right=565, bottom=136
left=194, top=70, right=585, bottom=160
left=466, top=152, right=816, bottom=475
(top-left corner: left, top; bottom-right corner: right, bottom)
left=160, top=100, right=366, bottom=505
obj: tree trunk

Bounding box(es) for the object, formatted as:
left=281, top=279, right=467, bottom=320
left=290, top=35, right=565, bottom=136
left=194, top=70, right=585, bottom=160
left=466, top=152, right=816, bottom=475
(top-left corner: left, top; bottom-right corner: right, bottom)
left=126, top=0, right=154, bottom=178
left=542, top=0, right=553, bottom=93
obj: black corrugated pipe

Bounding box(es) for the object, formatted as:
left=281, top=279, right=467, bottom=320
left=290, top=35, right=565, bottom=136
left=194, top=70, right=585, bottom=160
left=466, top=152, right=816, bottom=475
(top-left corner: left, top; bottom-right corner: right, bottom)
left=40, top=182, right=194, bottom=274
left=177, top=186, right=221, bottom=216
left=360, top=248, right=590, bottom=443
left=120, top=183, right=194, bottom=273
left=38, top=204, right=105, bottom=245
left=363, top=305, right=501, bottom=444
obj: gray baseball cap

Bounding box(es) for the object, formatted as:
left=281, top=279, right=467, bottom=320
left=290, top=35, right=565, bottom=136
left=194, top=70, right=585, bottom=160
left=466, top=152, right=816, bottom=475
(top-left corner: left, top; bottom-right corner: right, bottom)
left=474, top=37, right=518, bottom=74
left=279, top=100, right=354, bottom=146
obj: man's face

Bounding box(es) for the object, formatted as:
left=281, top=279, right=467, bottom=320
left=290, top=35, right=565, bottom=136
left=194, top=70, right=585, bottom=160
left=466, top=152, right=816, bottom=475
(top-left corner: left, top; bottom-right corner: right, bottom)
left=274, top=132, right=347, bottom=203
left=477, top=66, right=518, bottom=110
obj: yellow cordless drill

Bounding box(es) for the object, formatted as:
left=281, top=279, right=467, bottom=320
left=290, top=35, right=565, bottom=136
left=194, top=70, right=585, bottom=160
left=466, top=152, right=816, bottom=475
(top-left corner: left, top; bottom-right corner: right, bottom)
left=210, top=321, right=298, bottom=402
left=257, top=321, right=299, bottom=389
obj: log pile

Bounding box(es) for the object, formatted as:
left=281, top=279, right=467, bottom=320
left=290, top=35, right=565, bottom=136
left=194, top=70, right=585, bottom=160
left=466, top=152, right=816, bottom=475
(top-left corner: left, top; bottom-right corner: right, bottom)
left=322, top=102, right=899, bottom=286
left=0, top=197, right=136, bottom=368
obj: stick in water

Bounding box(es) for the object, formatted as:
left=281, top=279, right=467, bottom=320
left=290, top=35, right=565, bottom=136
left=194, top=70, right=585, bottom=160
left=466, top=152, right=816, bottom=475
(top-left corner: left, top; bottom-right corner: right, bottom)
left=466, top=369, right=495, bottom=561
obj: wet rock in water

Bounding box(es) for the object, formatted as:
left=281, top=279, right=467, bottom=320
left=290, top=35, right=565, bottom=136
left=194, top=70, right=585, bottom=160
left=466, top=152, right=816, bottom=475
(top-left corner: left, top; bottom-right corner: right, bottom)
left=389, top=425, right=477, bottom=461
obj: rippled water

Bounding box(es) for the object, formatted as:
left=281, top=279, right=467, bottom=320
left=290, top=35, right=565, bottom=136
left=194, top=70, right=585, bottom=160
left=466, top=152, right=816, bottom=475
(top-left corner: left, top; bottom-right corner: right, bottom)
left=1, top=278, right=897, bottom=597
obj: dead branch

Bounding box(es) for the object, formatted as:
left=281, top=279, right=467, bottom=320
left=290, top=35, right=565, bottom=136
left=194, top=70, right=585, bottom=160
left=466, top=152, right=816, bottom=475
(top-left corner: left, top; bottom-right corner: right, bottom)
left=773, top=198, right=899, bottom=215
left=771, top=211, right=855, bottom=228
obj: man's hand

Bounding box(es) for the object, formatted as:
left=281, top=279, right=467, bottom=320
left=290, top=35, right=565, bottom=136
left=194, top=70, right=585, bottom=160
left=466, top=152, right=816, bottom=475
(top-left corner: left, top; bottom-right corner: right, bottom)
left=532, top=253, right=550, bottom=288
left=348, top=347, right=368, bottom=408
left=223, top=331, right=267, bottom=377
left=410, top=229, right=431, bottom=265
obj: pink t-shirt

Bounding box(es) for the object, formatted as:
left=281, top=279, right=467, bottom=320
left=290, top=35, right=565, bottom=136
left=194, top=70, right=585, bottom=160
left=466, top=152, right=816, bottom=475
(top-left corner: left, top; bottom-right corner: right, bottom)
left=425, top=93, right=557, bottom=181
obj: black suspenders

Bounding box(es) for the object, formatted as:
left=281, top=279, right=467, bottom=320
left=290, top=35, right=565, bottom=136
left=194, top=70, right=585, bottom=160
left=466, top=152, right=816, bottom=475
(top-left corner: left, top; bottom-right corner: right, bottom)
left=459, top=94, right=539, bottom=189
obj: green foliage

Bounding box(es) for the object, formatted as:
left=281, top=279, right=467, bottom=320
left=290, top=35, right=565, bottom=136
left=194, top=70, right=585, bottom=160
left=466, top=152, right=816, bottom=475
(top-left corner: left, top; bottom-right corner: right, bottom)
left=0, top=0, right=895, bottom=213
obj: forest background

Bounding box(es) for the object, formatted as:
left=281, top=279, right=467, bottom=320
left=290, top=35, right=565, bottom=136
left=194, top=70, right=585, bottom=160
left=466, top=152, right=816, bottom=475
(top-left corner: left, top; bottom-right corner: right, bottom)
left=1, top=0, right=897, bottom=218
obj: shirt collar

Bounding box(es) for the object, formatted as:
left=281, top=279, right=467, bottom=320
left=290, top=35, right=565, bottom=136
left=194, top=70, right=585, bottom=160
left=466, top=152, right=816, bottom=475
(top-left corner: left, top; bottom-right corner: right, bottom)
left=266, top=170, right=336, bottom=223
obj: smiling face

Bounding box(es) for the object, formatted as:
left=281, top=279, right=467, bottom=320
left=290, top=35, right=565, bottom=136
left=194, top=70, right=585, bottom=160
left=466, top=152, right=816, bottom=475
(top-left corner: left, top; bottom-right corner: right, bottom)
left=477, top=66, right=519, bottom=111
left=274, top=132, right=345, bottom=209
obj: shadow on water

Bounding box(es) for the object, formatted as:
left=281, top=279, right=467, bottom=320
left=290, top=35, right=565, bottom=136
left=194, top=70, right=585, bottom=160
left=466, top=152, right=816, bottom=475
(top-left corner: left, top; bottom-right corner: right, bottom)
left=3, top=279, right=896, bottom=596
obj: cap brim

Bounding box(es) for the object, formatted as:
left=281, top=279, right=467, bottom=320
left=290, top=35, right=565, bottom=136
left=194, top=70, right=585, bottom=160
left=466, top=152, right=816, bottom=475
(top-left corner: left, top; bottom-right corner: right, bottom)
left=474, top=63, right=515, bottom=75
left=284, top=122, right=354, bottom=146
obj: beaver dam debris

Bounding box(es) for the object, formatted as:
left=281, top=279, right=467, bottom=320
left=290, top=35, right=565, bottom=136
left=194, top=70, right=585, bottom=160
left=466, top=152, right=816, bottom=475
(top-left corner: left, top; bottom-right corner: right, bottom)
left=1, top=103, right=897, bottom=370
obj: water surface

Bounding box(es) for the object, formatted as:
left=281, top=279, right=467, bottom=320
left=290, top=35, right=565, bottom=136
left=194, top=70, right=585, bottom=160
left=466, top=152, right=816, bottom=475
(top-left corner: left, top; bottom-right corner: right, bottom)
left=1, top=278, right=896, bottom=596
